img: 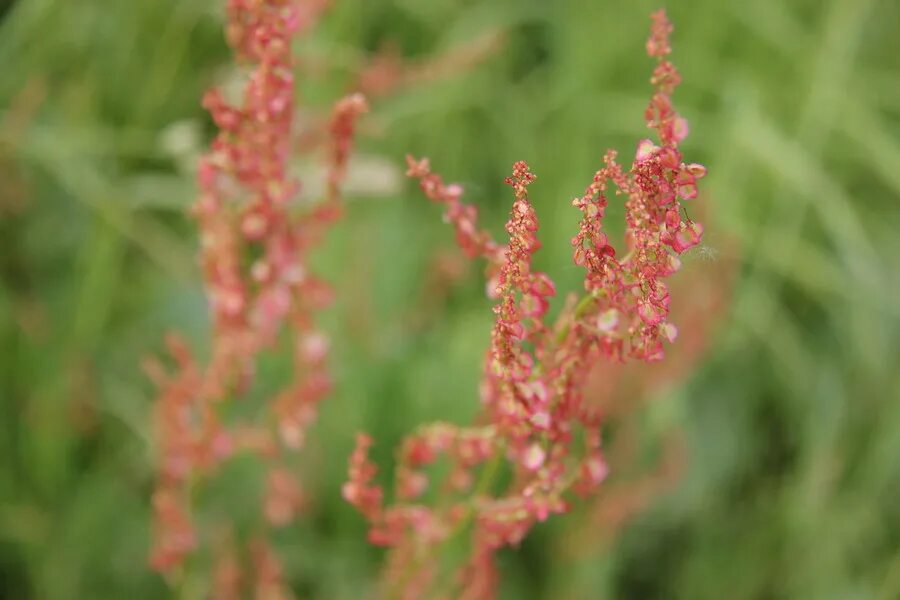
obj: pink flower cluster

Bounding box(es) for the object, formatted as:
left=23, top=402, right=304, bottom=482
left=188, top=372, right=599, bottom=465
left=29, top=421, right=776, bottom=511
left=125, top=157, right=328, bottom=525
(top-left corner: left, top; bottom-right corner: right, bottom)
left=148, top=0, right=366, bottom=593
left=344, top=10, right=705, bottom=599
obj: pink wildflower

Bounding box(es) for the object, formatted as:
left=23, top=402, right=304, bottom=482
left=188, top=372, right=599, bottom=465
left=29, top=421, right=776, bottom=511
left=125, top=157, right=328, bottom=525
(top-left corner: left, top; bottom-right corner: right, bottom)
left=149, top=0, right=366, bottom=589
left=345, top=10, right=706, bottom=599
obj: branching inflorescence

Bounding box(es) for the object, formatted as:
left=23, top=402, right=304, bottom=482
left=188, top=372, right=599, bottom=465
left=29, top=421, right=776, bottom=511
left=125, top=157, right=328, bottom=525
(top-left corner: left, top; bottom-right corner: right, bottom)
left=147, top=0, right=366, bottom=595
left=344, top=10, right=705, bottom=599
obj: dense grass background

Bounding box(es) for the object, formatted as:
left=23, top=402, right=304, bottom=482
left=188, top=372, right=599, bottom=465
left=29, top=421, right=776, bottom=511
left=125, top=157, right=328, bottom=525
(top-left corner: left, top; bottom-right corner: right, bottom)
left=1, top=0, right=899, bottom=598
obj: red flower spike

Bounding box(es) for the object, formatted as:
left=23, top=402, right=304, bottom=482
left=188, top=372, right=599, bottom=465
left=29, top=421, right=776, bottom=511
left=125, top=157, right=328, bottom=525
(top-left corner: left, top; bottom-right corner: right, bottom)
left=343, top=433, right=384, bottom=521
left=150, top=0, right=365, bottom=582
left=346, top=10, right=706, bottom=600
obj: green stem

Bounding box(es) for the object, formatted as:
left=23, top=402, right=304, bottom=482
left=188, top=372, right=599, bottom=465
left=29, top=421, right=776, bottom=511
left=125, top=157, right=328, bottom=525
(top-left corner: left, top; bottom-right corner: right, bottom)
left=420, top=444, right=506, bottom=599
left=554, top=292, right=599, bottom=344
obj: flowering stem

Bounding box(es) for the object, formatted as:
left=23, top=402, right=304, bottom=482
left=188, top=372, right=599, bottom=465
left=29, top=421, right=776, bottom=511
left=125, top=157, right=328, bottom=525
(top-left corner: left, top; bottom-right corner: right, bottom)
left=349, top=12, right=707, bottom=599
left=388, top=445, right=505, bottom=598
left=554, top=292, right=599, bottom=345
left=421, top=444, right=506, bottom=599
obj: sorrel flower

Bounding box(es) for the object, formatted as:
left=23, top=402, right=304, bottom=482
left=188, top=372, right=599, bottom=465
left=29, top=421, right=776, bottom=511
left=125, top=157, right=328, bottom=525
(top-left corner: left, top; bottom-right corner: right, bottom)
left=557, top=242, right=736, bottom=563
left=345, top=10, right=705, bottom=599
left=148, top=0, right=366, bottom=593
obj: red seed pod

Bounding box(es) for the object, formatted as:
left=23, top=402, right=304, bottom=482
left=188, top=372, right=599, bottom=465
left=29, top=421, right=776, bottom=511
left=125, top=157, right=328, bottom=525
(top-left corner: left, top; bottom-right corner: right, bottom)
left=345, top=10, right=706, bottom=600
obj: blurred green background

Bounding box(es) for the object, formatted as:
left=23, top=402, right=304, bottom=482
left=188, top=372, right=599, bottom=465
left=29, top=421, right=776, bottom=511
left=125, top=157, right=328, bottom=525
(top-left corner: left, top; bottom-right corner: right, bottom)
left=1, top=0, right=899, bottom=598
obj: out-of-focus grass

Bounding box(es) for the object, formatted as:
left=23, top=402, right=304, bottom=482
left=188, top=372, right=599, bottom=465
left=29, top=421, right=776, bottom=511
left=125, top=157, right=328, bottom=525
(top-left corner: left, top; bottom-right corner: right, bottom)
left=1, top=0, right=898, bottom=598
